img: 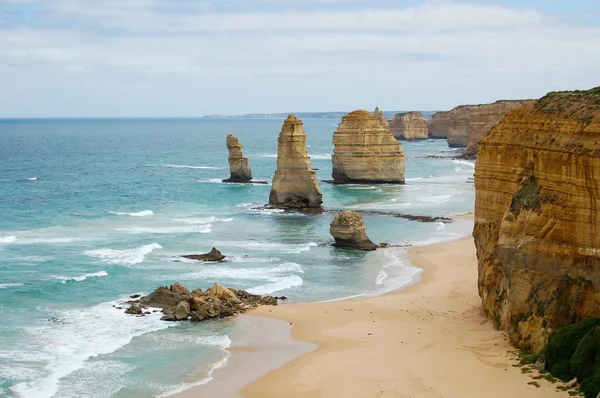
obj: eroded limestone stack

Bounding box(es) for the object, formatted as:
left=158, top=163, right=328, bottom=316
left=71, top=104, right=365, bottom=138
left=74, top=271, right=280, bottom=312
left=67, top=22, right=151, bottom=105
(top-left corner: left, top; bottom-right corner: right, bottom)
left=428, top=111, right=451, bottom=138
left=332, top=110, right=405, bottom=184
left=330, top=210, right=377, bottom=251
left=223, top=134, right=252, bottom=183
left=473, top=87, right=600, bottom=353
left=269, top=115, right=323, bottom=208
left=390, top=112, right=428, bottom=140
left=373, top=106, right=390, bottom=130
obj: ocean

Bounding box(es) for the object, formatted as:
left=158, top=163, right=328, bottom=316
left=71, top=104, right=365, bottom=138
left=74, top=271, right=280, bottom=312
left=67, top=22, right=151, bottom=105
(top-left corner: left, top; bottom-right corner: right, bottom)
left=0, top=118, right=474, bottom=397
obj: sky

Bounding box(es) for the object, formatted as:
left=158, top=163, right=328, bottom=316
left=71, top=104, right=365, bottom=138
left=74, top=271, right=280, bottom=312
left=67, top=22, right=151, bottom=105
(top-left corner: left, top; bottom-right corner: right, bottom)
left=0, top=0, right=599, bottom=117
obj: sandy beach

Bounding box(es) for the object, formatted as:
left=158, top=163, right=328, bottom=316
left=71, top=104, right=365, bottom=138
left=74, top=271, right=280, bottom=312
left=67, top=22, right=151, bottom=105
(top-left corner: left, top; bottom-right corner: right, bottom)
left=175, top=232, right=567, bottom=398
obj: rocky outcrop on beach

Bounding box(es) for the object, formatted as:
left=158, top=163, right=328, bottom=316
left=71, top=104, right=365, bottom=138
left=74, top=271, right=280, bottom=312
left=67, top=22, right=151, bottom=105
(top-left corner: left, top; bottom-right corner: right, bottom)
left=473, top=87, right=600, bottom=353
left=445, top=100, right=529, bottom=152
left=330, top=210, right=377, bottom=251
left=390, top=112, right=428, bottom=141
left=133, top=282, right=279, bottom=321
left=223, top=134, right=253, bottom=183
left=428, top=111, right=451, bottom=138
left=181, top=247, right=225, bottom=262
left=332, top=110, right=405, bottom=184
left=373, top=106, right=390, bottom=130
left=269, top=115, right=323, bottom=208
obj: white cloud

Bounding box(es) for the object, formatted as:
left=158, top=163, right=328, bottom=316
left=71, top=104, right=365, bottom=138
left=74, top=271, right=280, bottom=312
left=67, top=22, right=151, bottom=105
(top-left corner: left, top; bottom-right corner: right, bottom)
left=0, top=0, right=599, bottom=116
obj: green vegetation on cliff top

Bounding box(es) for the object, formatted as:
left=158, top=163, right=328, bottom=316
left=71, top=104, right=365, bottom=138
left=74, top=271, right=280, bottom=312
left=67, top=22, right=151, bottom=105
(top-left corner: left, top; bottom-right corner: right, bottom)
left=535, top=86, right=600, bottom=124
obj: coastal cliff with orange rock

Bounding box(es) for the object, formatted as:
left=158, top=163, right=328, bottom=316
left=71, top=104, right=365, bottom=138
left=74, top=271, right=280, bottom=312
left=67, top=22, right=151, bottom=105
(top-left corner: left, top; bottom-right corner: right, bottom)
left=473, top=87, right=600, bottom=353
left=390, top=112, right=428, bottom=141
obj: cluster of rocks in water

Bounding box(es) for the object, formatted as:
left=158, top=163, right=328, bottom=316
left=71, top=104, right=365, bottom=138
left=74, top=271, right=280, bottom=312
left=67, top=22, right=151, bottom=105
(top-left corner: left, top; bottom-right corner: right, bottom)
left=124, top=282, right=283, bottom=322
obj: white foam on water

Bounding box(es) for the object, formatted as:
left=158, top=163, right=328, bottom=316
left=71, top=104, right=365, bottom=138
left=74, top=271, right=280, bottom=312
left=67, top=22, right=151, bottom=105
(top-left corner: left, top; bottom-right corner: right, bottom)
left=52, top=271, right=108, bottom=284
left=10, top=300, right=174, bottom=398
left=109, top=210, right=154, bottom=217
left=257, top=154, right=278, bottom=158
left=8, top=237, right=82, bottom=245
left=118, top=224, right=212, bottom=234
left=85, top=243, right=163, bottom=265
left=451, top=159, right=475, bottom=169
left=235, top=202, right=254, bottom=208
left=197, top=178, right=223, bottom=184
left=177, top=262, right=303, bottom=282
left=309, top=153, right=331, bottom=160
left=0, top=283, right=24, bottom=289
left=346, top=185, right=379, bottom=190
left=155, top=164, right=223, bottom=170
left=208, top=240, right=316, bottom=254
left=375, top=270, right=388, bottom=286
left=27, top=177, right=37, bottom=181
left=417, top=194, right=452, bottom=205
left=0, top=235, right=18, bottom=244
left=171, top=217, right=215, bottom=224
left=247, top=275, right=304, bottom=295
left=405, top=177, right=423, bottom=181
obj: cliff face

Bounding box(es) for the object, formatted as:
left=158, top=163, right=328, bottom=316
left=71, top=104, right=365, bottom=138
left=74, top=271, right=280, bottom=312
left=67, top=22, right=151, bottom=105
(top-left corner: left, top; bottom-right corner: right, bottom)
left=223, top=134, right=252, bottom=183
left=474, top=87, right=600, bottom=353
left=428, top=111, right=451, bottom=138
left=373, top=106, right=390, bottom=130
left=269, top=115, right=323, bottom=208
left=332, top=110, right=405, bottom=184
left=390, top=112, right=428, bottom=141
left=446, top=101, right=529, bottom=151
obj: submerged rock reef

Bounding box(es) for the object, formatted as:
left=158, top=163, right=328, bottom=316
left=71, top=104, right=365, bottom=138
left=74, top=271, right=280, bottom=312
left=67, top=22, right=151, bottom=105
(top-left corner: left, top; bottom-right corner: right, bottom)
left=126, top=282, right=279, bottom=321
left=269, top=115, right=323, bottom=208
left=330, top=210, right=377, bottom=251
left=473, top=87, right=600, bottom=353
left=390, top=112, right=428, bottom=141
left=223, top=134, right=253, bottom=183
left=332, top=110, right=405, bottom=184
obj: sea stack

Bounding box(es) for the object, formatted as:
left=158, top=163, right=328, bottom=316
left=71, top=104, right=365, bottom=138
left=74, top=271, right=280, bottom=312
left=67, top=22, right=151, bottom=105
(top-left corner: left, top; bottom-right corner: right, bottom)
left=269, top=115, right=323, bottom=208
left=330, top=210, right=377, bottom=251
left=390, top=112, right=428, bottom=141
left=223, top=134, right=252, bottom=183
left=373, top=106, right=390, bottom=130
left=332, top=110, right=405, bottom=184
left=428, top=111, right=451, bottom=138
left=473, top=87, right=600, bottom=353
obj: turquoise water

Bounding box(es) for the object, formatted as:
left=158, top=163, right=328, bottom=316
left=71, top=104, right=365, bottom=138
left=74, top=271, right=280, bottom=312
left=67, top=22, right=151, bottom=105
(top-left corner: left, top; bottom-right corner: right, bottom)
left=0, top=118, right=474, bottom=397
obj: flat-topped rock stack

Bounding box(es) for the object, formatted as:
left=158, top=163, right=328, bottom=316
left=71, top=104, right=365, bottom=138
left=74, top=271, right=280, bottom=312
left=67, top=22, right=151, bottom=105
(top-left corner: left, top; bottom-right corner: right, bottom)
left=269, top=115, right=323, bottom=208
left=428, top=111, right=451, bottom=138
left=223, top=134, right=253, bottom=183
left=332, top=110, right=405, bottom=184
left=390, top=112, right=428, bottom=141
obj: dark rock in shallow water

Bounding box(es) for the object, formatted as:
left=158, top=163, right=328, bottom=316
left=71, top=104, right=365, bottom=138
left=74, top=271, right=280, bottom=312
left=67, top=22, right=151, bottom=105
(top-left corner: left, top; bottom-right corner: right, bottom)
left=181, top=247, right=226, bottom=262
left=125, top=304, right=143, bottom=315
left=132, top=282, right=279, bottom=323
left=130, top=294, right=141, bottom=299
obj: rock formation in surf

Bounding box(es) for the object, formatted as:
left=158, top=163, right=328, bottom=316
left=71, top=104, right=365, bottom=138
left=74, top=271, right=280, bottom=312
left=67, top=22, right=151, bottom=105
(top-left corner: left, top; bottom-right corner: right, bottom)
left=133, top=282, right=279, bottom=321
left=445, top=100, right=529, bottom=152
left=223, top=134, right=253, bottom=183
left=181, top=247, right=225, bottom=262
left=332, top=110, right=405, bottom=184
left=390, top=112, right=428, bottom=141
left=428, top=111, right=451, bottom=138
left=373, top=106, right=390, bottom=130
left=330, top=210, right=377, bottom=251
left=269, top=115, right=323, bottom=208
left=473, top=87, right=600, bottom=353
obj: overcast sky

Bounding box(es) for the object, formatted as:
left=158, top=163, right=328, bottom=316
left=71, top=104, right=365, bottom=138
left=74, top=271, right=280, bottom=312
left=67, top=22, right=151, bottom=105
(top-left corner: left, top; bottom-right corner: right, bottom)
left=0, top=0, right=599, bottom=117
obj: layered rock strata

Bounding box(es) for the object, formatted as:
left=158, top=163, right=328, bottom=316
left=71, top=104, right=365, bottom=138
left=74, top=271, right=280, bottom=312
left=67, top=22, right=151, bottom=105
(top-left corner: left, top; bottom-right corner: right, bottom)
left=269, top=115, right=323, bottom=208
left=390, top=112, right=428, bottom=140
left=473, top=87, right=600, bottom=353
left=330, top=210, right=377, bottom=251
left=373, top=106, right=390, bottom=130
left=428, top=111, right=451, bottom=138
left=332, top=110, right=405, bottom=184
left=223, top=134, right=253, bottom=183
left=133, top=282, right=278, bottom=321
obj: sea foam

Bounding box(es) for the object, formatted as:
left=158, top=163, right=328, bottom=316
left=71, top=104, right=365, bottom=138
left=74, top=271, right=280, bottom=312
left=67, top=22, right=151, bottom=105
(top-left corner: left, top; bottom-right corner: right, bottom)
left=85, top=243, right=162, bottom=265
left=247, top=275, right=303, bottom=295
left=109, top=210, right=154, bottom=217
left=52, top=271, right=108, bottom=284
left=118, top=225, right=212, bottom=234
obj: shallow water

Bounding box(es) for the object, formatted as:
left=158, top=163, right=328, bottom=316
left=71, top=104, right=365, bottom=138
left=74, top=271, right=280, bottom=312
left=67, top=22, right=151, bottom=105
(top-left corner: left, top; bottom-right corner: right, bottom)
left=0, top=118, right=474, bottom=397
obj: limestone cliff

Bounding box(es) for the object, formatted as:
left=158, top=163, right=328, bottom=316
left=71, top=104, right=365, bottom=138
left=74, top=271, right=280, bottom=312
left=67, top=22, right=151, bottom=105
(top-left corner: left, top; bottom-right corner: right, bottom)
left=330, top=210, right=377, bottom=251
left=390, top=112, right=428, bottom=141
left=223, top=134, right=252, bottom=183
left=428, top=111, right=451, bottom=138
left=373, top=106, right=390, bottom=130
left=269, top=115, right=323, bottom=208
left=332, top=110, right=405, bottom=184
left=445, top=101, right=529, bottom=151
left=473, top=87, right=600, bottom=353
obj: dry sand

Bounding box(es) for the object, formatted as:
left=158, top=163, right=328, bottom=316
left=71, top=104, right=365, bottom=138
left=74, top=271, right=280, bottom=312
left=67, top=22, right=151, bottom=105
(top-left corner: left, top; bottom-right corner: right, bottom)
left=237, top=236, right=566, bottom=398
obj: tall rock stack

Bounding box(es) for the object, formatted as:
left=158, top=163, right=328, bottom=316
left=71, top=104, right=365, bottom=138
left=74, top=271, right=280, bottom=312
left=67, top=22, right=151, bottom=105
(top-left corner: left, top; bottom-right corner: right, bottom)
left=473, top=87, right=600, bottom=353
left=269, top=115, right=323, bottom=208
left=373, top=106, right=390, bottom=130
left=223, top=134, right=253, bottom=183
left=446, top=106, right=471, bottom=147
left=390, top=112, right=428, bottom=141
left=428, top=111, right=451, bottom=138
left=332, top=110, right=405, bottom=184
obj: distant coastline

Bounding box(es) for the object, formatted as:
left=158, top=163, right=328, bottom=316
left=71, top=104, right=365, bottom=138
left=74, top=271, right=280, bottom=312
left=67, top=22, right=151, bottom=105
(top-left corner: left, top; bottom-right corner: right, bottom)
left=202, top=110, right=440, bottom=119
